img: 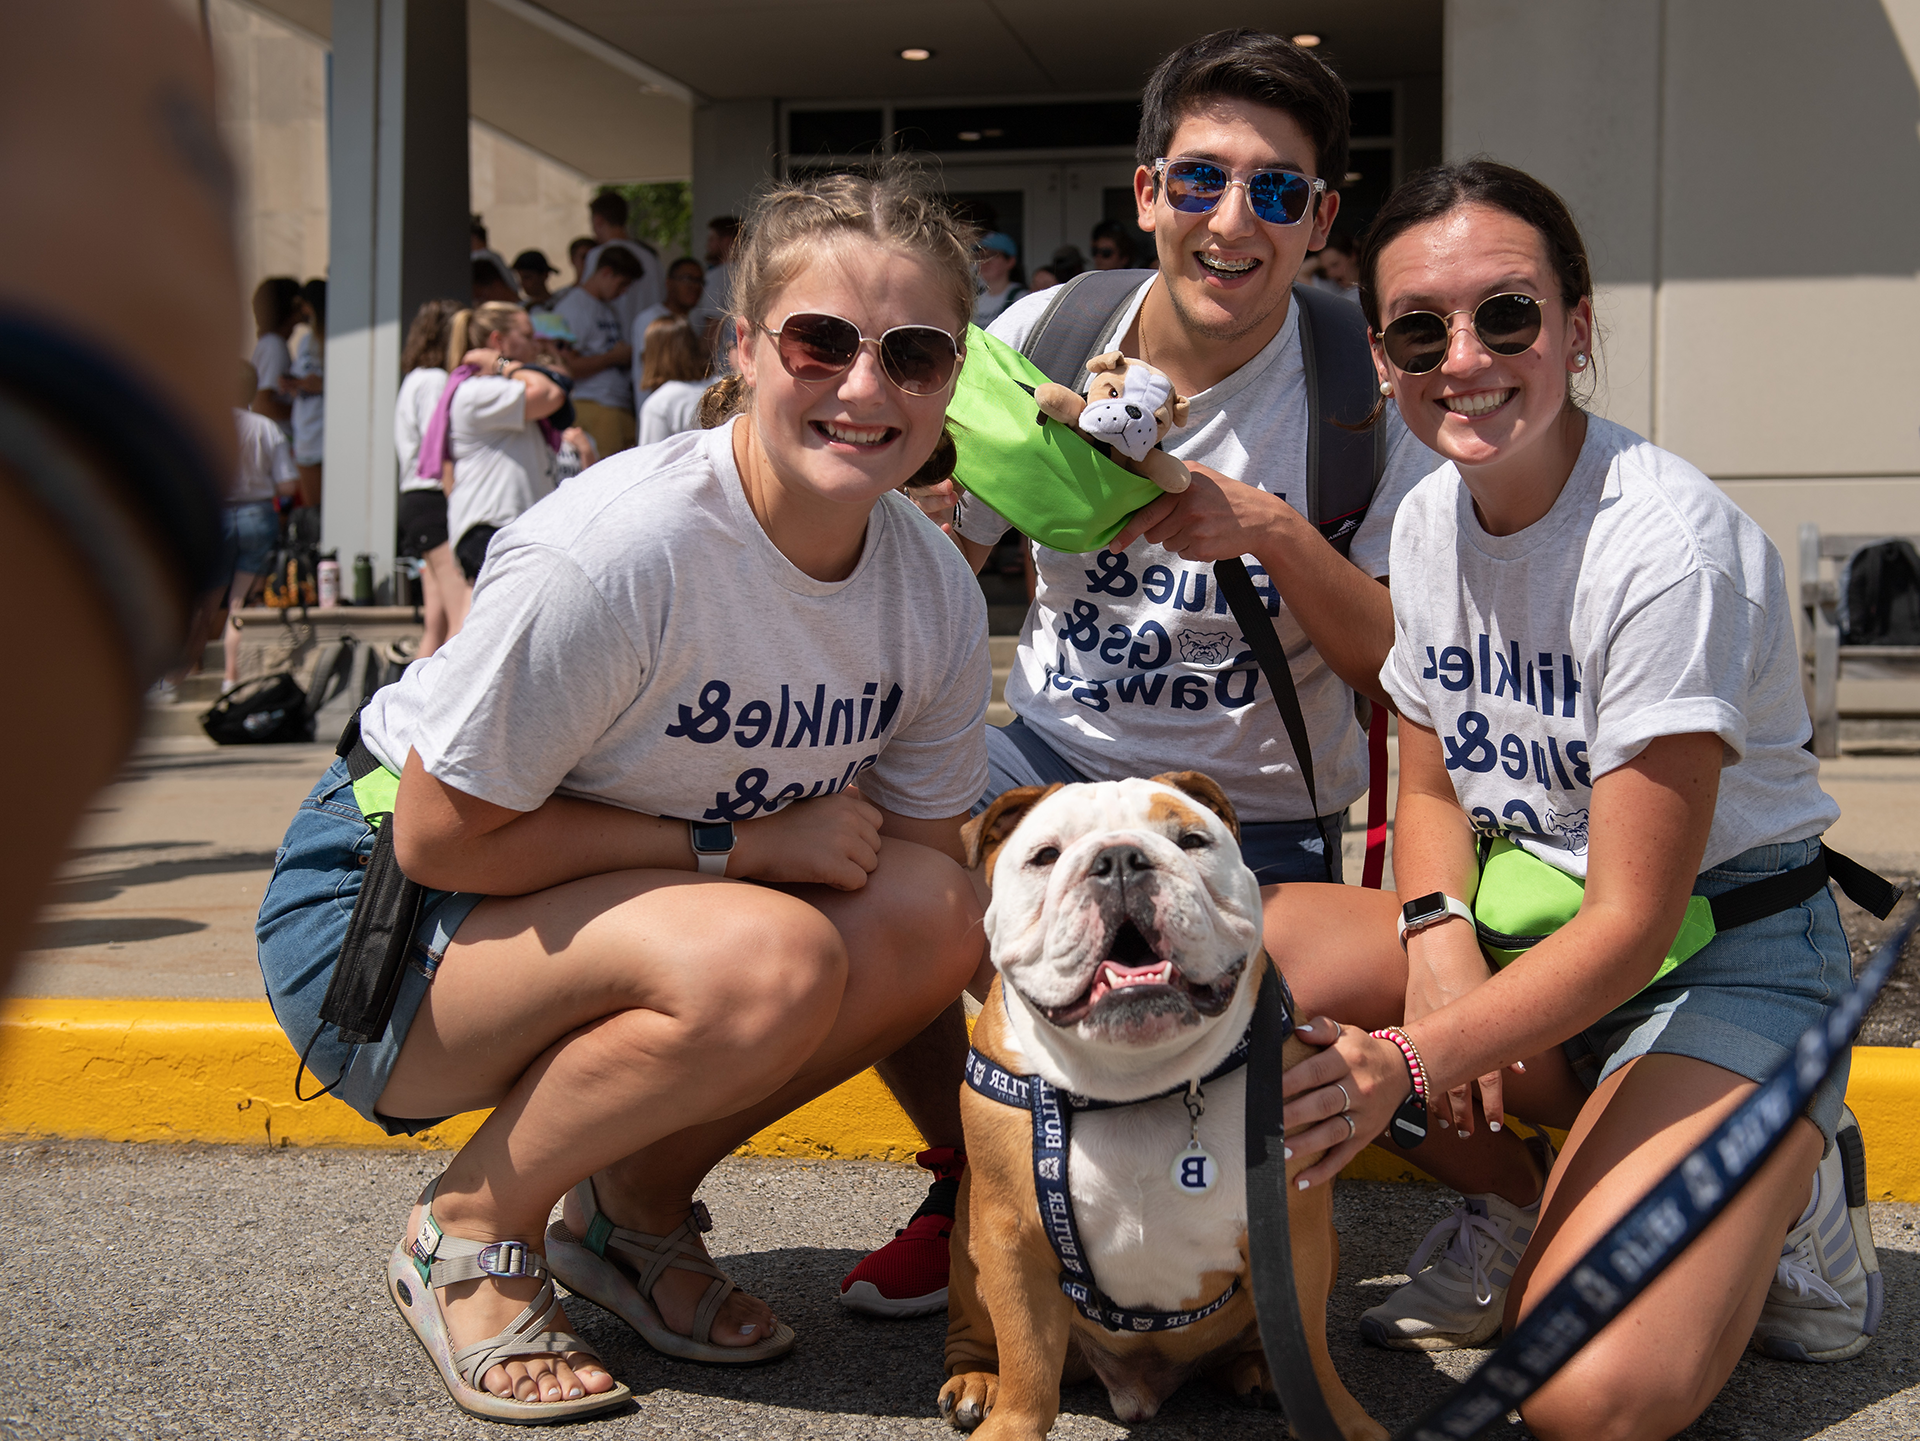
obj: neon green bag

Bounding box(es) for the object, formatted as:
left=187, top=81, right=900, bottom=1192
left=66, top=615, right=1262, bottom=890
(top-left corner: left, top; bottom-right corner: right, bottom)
left=946, top=325, right=1162, bottom=553
left=1473, top=837, right=1716, bottom=988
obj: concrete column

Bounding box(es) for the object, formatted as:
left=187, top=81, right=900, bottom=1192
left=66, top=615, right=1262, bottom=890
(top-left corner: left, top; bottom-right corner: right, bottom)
left=323, top=0, right=470, bottom=597
left=691, top=99, right=778, bottom=239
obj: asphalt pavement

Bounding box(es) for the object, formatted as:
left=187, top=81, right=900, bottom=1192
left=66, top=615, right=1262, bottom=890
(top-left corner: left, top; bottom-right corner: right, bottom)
left=5, top=1142, right=1917, bottom=1441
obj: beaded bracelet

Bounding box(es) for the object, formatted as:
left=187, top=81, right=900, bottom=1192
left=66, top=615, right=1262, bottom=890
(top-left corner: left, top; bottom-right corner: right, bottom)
left=1369, top=1026, right=1429, bottom=1107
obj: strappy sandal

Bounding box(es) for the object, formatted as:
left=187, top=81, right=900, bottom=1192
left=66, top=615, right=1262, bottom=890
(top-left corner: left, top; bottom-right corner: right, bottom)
left=546, top=1177, right=796, bottom=1364
left=388, top=1177, right=633, bottom=1425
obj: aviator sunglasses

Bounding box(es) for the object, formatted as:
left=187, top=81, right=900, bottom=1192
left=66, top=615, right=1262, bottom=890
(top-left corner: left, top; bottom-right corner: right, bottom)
left=760, top=312, right=961, bottom=396
left=1152, top=157, right=1328, bottom=227
left=1377, top=293, right=1544, bottom=374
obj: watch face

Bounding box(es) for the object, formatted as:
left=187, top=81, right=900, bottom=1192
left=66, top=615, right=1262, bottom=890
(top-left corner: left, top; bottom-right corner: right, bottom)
left=691, top=822, right=735, bottom=853
left=1402, top=891, right=1447, bottom=927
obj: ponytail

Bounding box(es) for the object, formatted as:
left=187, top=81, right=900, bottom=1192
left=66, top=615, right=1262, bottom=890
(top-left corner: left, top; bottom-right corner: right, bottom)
left=905, top=425, right=958, bottom=488
left=445, top=308, right=474, bottom=371
left=699, top=374, right=749, bottom=429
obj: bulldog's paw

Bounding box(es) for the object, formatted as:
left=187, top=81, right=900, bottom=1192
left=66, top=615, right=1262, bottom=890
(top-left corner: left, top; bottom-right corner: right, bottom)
left=1220, top=1350, right=1281, bottom=1410
left=938, top=1371, right=998, bottom=1431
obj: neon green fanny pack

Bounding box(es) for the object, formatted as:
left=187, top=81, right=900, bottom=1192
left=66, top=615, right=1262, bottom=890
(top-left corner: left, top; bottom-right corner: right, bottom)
left=945, top=325, right=1163, bottom=554
left=1472, top=837, right=1717, bottom=989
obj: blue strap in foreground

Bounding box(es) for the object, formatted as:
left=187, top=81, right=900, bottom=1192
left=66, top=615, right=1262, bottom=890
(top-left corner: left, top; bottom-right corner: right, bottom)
left=1393, top=905, right=1919, bottom=1441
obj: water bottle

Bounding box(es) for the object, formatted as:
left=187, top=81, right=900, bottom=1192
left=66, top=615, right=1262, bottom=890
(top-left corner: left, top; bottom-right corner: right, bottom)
left=352, top=553, right=375, bottom=605
left=316, top=557, right=341, bottom=608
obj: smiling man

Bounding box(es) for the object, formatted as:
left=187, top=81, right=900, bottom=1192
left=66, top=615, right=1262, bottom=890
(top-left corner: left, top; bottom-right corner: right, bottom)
left=838, top=29, right=1446, bottom=1321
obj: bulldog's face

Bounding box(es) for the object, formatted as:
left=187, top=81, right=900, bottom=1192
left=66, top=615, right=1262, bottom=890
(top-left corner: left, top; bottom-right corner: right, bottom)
left=966, top=772, right=1265, bottom=1090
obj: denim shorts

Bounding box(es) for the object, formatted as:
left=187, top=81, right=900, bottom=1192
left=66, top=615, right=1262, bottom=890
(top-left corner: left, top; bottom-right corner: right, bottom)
left=255, top=757, right=486, bottom=1135
left=222, top=499, right=278, bottom=582
left=1563, top=837, right=1852, bottom=1150
left=978, top=717, right=1344, bottom=885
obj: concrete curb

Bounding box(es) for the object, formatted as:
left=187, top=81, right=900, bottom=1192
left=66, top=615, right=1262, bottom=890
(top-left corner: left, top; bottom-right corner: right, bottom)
left=4, top=999, right=1916, bottom=1198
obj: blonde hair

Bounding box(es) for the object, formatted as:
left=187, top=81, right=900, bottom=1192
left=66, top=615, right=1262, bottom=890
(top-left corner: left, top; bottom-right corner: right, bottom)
left=699, top=161, right=975, bottom=432
left=445, top=302, right=527, bottom=369
left=640, top=315, right=707, bottom=391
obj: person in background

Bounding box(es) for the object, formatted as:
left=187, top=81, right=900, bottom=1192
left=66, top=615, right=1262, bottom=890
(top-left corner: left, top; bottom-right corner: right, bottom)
left=286, top=277, right=326, bottom=508
left=394, top=299, right=466, bottom=655
left=552, top=245, right=641, bottom=460
left=634, top=315, right=711, bottom=445
left=513, top=250, right=559, bottom=310
left=690, top=215, right=741, bottom=360
left=435, top=302, right=567, bottom=585
left=1047, top=243, right=1086, bottom=283
left=224, top=360, right=298, bottom=690
left=1028, top=265, right=1060, bottom=292
left=0, top=0, right=235, bottom=995
left=1306, top=229, right=1360, bottom=300
left=473, top=256, right=521, bottom=306
left=250, top=276, right=301, bottom=434
left=630, top=257, right=706, bottom=410
left=970, top=231, right=1026, bottom=326
left=1089, top=218, right=1133, bottom=270
left=585, top=190, right=662, bottom=336
left=553, top=235, right=594, bottom=307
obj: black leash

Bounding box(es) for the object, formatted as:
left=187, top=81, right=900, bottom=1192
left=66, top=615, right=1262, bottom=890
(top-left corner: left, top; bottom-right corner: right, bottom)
left=1245, top=965, right=1346, bottom=1439
left=1390, top=904, right=1918, bottom=1440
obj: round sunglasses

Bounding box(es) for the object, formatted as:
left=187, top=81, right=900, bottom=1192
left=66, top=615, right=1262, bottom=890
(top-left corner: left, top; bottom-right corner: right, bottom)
left=1152, top=157, right=1328, bottom=227
left=759, top=312, right=961, bottom=396
left=1377, top=293, right=1544, bottom=374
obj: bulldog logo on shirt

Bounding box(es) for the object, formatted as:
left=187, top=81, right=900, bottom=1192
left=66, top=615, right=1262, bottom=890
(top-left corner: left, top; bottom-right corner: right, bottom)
left=1545, top=805, right=1591, bottom=855
left=1176, top=629, right=1234, bottom=666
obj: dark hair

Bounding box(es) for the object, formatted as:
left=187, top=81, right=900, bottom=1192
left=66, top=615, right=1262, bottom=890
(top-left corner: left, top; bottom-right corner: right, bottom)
left=594, top=244, right=645, bottom=281
left=1048, top=245, right=1085, bottom=282
left=251, top=276, right=302, bottom=335
left=400, top=298, right=463, bottom=374
left=469, top=214, right=488, bottom=242
left=568, top=235, right=594, bottom=262
left=1356, top=159, right=1592, bottom=336
left=590, top=190, right=628, bottom=227
left=668, top=256, right=705, bottom=282
left=472, top=257, right=519, bottom=300
left=1321, top=231, right=1357, bottom=258
left=1137, top=30, right=1350, bottom=188
left=1089, top=220, right=1131, bottom=261
left=708, top=215, right=743, bottom=240
left=300, top=278, right=327, bottom=340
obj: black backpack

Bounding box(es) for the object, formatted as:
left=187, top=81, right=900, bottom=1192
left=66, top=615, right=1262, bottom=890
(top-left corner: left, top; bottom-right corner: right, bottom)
left=1840, top=538, right=1920, bottom=646
left=1015, top=271, right=1389, bottom=882
left=199, top=635, right=357, bottom=745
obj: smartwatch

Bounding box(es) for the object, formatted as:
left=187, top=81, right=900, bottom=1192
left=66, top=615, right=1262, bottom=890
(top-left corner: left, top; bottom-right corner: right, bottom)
left=1397, top=891, right=1474, bottom=947
left=689, top=820, right=736, bottom=877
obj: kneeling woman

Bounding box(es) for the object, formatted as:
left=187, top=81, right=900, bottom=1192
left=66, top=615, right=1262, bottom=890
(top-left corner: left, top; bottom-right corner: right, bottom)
left=257, top=169, right=988, bottom=1424
left=1276, top=161, right=1861, bottom=1441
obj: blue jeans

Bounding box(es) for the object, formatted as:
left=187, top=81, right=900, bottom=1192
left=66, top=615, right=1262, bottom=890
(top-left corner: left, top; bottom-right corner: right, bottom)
left=222, top=499, right=278, bottom=584
left=1563, top=837, right=1852, bottom=1149
left=977, top=717, right=1343, bottom=885
left=255, top=757, right=486, bottom=1134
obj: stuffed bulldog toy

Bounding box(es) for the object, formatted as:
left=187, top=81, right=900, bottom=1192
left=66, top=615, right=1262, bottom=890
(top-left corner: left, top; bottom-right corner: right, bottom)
left=1034, top=353, right=1192, bottom=495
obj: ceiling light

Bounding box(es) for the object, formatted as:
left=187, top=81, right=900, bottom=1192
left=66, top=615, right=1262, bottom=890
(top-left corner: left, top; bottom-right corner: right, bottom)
left=1292, top=33, right=1321, bottom=47
left=899, top=46, right=933, bottom=61
left=958, top=130, right=982, bottom=142
left=1344, top=170, right=1363, bottom=184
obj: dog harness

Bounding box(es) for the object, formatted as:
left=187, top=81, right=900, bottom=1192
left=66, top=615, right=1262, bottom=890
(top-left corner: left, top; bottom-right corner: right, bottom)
left=963, top=1025, right=1252, bottom=1333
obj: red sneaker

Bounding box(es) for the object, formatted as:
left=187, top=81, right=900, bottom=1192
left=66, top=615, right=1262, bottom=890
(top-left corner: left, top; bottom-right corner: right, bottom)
left=838, top=1147, right=965, bottom=1318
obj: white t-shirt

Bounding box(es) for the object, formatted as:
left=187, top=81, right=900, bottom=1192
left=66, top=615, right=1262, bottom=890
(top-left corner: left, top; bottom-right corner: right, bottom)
left=638, top=379, right=707, bottom=446
left=290, top=331, right=325, bottom=465
left=444, top=375, right=555, bottom=542
left=956, top=280, right=1439, bottom=824
left=584, top=239, right=663, bottom=340
left=1380, top=415, right=1838, bottom=879
left=394, top=367, right=448, bottom=494
left=231, top=407, right=297, bottom=504
left=628, top=302, right=672, bottom=407
left=250, top=333, right=292, bottom=436
left=361, top=421, right=991, bottom=825
left=973, top=285, right=1027, bottom=328
left=552, top=287, right=633, bottom=410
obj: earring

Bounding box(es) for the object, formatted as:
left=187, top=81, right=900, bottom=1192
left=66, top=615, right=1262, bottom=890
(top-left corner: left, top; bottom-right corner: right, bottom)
left=1379, top=380, right=1394, bottom=396
left=1572, top=353, right=1587, bottom=370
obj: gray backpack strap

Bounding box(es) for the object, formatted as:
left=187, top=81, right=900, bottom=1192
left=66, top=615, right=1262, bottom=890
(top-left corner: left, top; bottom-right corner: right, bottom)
left=1018, top=268, right=1158, bottom=383
left=1291, top=282, right=1387, bottom=558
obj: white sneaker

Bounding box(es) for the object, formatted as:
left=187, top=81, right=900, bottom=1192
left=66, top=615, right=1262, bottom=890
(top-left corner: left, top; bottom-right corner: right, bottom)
left=1360, top=1129, right=1555, bottom=1352
left=1750, top=1107, right=1881, bottom=1363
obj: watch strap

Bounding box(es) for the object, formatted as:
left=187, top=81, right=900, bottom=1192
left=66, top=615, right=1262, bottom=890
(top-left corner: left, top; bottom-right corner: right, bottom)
left=1396, top=892, right=1474, bottom=945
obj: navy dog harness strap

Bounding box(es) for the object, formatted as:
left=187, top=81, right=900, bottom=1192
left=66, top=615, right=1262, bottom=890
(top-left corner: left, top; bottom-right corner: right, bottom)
left=963, top=1030, right=1250, bottom=1333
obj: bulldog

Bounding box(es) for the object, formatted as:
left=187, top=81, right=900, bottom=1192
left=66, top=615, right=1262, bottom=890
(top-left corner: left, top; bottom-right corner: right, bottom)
left=939, top=773, right=1383, bottom=1441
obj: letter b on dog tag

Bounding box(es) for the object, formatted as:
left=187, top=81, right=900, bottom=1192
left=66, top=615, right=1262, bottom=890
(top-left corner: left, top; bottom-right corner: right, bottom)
left=1171, top=1142, right=1216, bottom=1195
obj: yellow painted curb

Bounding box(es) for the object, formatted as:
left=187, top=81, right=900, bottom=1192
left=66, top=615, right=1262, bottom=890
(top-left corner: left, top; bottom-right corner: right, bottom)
left=2, top=999, right=1916, bottom=1199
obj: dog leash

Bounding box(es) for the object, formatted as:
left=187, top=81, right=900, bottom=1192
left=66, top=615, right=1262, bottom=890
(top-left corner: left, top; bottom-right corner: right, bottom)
left=1387, top=904, right=1919, bottom=1440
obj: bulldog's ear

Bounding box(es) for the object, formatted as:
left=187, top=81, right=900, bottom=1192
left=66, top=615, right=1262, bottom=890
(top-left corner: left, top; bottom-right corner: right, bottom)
left=1084, top=351, right=1127, bottom=374
left=1148, top=771, right=1241, bottom=842
left=963, top=783, right=1063, bottom=881
left=1169, top=394, right=1190, bottom=428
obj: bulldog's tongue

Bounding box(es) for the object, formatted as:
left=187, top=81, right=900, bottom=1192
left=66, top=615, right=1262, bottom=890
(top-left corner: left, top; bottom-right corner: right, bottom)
left=1090, top=959, right=1176, bottom=1003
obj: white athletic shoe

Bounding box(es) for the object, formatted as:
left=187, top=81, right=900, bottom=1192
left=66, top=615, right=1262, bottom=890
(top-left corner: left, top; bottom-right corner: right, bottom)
left=1359, top=1129, right=1555, bottom=1352
left=1750, top=1107, right=1881, bottom=1363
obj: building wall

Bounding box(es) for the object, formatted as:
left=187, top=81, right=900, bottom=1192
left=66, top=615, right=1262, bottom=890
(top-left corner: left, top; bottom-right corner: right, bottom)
left=469, top=121, right=596, bottom=285
left=1447, top=0, right=1920, bottom=710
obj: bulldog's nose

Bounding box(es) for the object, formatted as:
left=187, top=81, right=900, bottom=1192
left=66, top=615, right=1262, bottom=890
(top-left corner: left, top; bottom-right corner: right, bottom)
left=1088, top=844, right=1152, bottom=880
left=1125, top=404, right=1143, bottom=419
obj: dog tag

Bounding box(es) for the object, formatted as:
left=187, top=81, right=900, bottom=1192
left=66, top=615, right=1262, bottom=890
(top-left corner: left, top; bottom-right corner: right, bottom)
left=1171, top=1141, right=1217, bottom=1195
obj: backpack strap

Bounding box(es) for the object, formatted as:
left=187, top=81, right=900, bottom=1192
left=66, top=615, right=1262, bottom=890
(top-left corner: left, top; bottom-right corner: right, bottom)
left=1018, top=268, right=1157, bottom=383
left=1291, top=282, right=1387, bottom=557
